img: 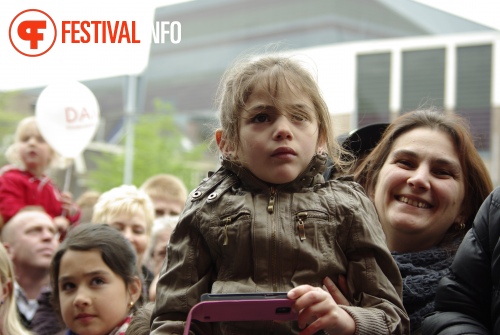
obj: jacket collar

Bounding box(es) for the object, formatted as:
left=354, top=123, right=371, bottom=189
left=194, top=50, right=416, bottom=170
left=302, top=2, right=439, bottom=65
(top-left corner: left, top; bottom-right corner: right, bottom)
left=221, top=153, right=328, bottom=193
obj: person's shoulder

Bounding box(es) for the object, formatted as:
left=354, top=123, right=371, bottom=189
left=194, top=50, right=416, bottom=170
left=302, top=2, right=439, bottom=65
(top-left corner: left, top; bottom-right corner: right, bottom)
left=319, top=178, right=373, bottom=215
left=187, top=167, right=236, bottom=203
left=468, top=187, right=500, bottom=255
left=490, top=187, right=500, bottom=207
left=476, top=187, right=500, bottom=225
left=0, top=165, right=21, bottom=177
left=325, top=175, right=367, bottom=196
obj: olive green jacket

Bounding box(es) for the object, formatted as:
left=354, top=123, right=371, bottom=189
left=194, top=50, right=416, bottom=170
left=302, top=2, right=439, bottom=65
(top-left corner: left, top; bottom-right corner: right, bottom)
left=151, top=154, right=409, bottom=335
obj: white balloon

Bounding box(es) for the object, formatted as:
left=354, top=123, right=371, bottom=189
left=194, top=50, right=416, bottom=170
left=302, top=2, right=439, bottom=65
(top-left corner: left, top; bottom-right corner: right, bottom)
left=35, top=81, right=100, bottom=158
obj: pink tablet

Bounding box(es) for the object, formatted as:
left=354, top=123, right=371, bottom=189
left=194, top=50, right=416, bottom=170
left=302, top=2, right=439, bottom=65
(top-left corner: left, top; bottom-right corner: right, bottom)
left=183, top=293, right=297, bottom=335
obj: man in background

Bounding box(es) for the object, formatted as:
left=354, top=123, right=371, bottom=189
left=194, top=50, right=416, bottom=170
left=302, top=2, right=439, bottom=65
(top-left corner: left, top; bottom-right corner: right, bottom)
left=1, top=206, right=59, bottom=329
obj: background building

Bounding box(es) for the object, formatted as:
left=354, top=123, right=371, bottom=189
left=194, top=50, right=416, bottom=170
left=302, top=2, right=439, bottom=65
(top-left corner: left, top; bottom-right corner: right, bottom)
left=3, top=0, right=499, bottom=192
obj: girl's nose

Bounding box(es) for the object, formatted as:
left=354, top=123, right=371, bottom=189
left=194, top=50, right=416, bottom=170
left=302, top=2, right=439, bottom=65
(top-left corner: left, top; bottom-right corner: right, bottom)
left=272, top=116, right=293, bottom=141
left=74, top=288, right=91, bottom=308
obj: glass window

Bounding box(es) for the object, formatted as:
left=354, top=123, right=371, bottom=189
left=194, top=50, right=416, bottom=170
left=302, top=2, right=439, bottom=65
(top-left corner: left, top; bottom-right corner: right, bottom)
left=401, top=48, right=445, bottom=112
left=456, top=44, right=492, bottom=151
left=356, top=52, right=391, bottom=127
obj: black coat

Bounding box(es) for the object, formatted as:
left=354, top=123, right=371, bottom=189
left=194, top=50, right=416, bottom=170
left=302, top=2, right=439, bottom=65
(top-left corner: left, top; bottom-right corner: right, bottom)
left=422, top=187, right=500, bottom=335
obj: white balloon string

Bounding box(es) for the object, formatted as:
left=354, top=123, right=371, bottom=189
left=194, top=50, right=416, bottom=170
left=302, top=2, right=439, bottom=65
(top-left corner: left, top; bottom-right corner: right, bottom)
left=63, top=158, right=73, bottom=193
left=61, top=159, right=73, bottom=218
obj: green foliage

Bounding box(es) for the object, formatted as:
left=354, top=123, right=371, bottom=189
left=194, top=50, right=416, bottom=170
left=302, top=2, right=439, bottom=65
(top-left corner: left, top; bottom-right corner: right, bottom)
left=87, top=100, right=212, bottom=192
left=0, top=92, right=28, bottom=167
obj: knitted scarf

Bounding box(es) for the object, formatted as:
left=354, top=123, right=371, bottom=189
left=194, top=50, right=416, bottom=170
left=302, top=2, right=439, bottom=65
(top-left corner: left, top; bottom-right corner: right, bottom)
left=392, top=243, right=458, bottom=333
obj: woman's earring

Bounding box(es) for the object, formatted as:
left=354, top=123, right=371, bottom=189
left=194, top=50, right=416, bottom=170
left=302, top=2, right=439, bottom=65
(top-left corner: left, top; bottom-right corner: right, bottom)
left=455, top=222, right=465, bottom=230
left=128, top=301, right=134, bottom=309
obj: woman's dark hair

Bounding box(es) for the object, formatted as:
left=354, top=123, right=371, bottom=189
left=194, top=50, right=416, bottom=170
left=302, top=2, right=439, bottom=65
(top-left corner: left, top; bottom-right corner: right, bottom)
left=355, top=109, right=493, bottom=243
left=50, top=224, right=144, bottom=317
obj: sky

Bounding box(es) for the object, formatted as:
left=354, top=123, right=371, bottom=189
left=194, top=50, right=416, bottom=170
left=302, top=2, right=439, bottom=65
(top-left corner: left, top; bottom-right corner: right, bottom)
left=0, top=0, right=498, bottom=92
left=412, top=0, right=500, bottom=30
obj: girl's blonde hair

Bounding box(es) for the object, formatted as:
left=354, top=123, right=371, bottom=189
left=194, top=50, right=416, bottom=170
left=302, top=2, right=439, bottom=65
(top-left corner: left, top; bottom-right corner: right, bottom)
left=215, top=55, right=352, bottom=172
left=91, top=184, right=155, bottom=237
left=4, top=116, right=58, bottom=170
left=0, top=244, right=33, bottom=335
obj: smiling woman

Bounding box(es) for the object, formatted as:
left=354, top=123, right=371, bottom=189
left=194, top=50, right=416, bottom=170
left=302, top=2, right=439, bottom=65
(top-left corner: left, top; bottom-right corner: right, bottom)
left=371, top=127, right=465, bottom=252
left=352, top=109, right=494, bottom=334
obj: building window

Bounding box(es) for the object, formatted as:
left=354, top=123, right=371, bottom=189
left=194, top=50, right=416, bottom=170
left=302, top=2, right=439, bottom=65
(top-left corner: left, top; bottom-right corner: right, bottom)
left=456, top=44, right=492, bottom=151
left=401, top=48, right=445, bottom=112
left=356, top=52, right=391, bottom=127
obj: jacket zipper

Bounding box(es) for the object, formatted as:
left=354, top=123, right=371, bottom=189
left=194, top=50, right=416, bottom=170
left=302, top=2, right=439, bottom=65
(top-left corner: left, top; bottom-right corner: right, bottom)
left=221, top=211, right=251, bottom=246
left=297, top=212, right=307, bottom=241
left=267, top=186, right=276, bottom=213
left=268, top=186, right=278, bottom=291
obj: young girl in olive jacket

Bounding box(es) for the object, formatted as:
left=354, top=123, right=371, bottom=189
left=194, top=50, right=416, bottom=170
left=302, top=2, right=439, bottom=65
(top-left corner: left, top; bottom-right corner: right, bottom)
left=151, top=55, right=409, bottom=335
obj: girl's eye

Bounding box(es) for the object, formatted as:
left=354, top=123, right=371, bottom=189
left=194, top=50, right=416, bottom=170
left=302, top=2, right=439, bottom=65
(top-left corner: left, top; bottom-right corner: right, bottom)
left=61, top=282, right=75, bottom=291
left=290, top=111, right=310, bottom=122
left=91, top=277, right=105, bottom=286
left=291, top=115, right=305, bottom=122
left=251, top=113, right=270, bottom=123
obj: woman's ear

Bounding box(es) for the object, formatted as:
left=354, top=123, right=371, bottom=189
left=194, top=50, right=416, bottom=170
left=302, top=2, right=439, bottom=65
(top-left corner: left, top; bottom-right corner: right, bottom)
left=2, top=278, right=11, bottom=302
left=454, top=213, right=466, bottom=230
left=128, top=277, right=142, bottom=304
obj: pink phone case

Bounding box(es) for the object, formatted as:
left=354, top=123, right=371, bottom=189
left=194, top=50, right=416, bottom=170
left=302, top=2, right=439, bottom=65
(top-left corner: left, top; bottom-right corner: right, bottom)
left=183, top=298, right=297, bottom=335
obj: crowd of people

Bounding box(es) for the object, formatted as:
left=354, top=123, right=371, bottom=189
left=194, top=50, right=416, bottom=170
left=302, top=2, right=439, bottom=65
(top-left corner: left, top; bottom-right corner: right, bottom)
left=0, top=53, right=498, bottom=335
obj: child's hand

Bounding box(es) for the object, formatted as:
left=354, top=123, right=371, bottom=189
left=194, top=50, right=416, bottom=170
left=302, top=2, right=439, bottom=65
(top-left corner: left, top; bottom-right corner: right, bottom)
left=54, top=216, right=70, bottom=234
left=60, top=192, right=78, bottom=217
left=323, top=276, right=350, bottom=306
left=288, top=285, right=355, bottom=335
left=60, top=191, right=74, bottom=208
